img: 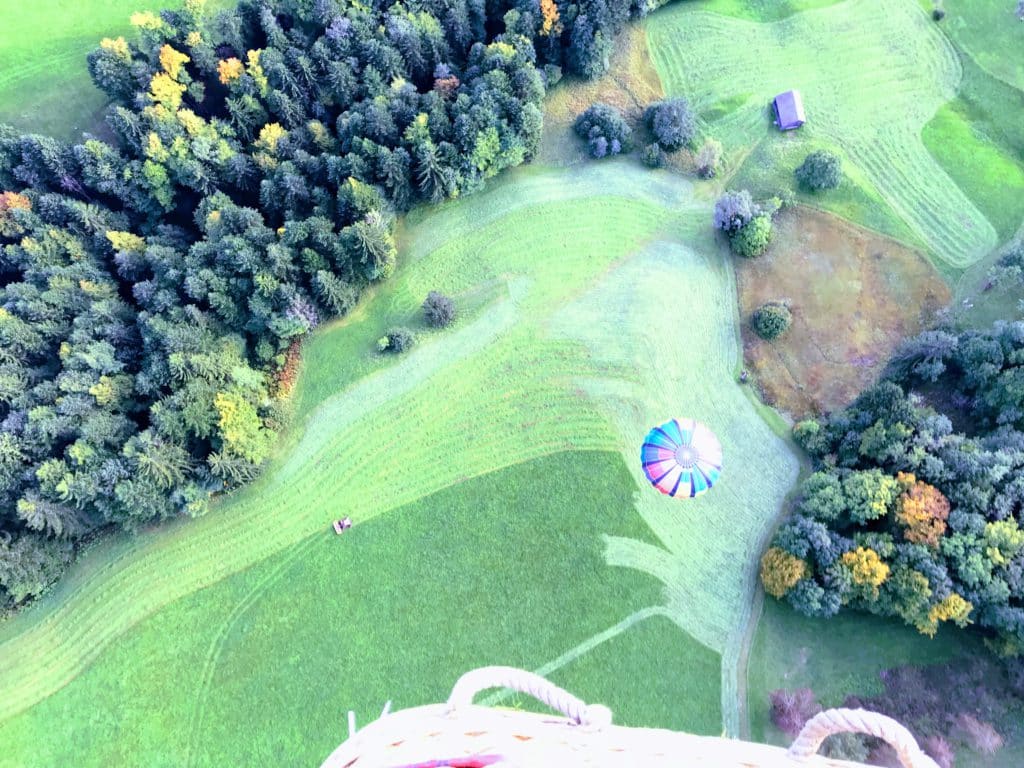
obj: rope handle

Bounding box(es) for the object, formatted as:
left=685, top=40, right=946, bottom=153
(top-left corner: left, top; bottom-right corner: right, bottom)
left=445, top=666, right=613, bottom=730
left=787, top=708, right=940, bottom=768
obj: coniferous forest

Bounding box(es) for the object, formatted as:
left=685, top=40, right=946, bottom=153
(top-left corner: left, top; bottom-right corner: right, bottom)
left=0, top=0, right=664, bottom=607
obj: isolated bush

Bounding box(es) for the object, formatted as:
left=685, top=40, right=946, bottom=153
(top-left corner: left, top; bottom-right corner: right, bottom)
left=986, top=242, right=1024, bottom=288
left=769, top=688, right=821, bottom=738
left=730, top=213, right=773, bottom=257
left=380, top=327, right=415, bottom=353
left=423, top=291, right=455, bottom=327
left=795, top=150, right=842, bottom=191
left=954, top=714, right=1003, bottom=755
left=575, top=103, right=632, bottom=158
left=644, top=97, right=697, bottom=151
left=641, top=143, right=664, bottom=168
left=695, top=138, right=722, bottom=178
left=713, top=189, right=756, bottom=233
left=752, top=302, right=792, bottom=340
left=922, top=735, right=955, bottom=768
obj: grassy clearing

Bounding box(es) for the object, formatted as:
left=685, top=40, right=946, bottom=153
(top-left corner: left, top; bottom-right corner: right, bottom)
left=645, top=0, right=997, bottom=273
left=736, top=206, right=950, bottom=418
left=0, top=1, right=228, bottom=140
left=0, top=452, right=680, bottom=767
left=539, top=23, right=664, bottom=165
left=940, top=0, right=1024, bottom=92
left=747, top=599, right=983, bottom=742
left=0, top=159, right=798, bottom=747
left=747, top=600, right=1024, bottom=767
left=728, top=136, right=924, bottom=247
left=922, top=102, right=1024, bottom=242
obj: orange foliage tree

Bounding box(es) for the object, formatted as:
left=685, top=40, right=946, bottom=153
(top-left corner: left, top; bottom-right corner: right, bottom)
left=895, top=472, right=950, bottom=547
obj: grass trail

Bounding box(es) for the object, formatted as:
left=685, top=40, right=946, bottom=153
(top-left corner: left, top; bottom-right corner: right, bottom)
left=647, top=0, right=998, bottom=271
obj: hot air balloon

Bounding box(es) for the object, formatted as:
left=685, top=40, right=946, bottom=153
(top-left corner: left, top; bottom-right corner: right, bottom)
left=640, top=418, right=722, bottom=498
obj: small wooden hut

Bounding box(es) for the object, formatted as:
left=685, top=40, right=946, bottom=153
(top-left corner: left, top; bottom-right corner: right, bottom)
left=773, top=90, right=806, bottom=130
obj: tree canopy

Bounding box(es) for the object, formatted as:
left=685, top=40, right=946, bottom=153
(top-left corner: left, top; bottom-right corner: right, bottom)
left=0, top=0, right=654, bottom=609
left=763, top=322, right=1024, bottom=654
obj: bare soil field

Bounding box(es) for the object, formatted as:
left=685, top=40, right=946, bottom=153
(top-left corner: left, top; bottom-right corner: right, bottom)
left=736, top=206, right=951, bottom=418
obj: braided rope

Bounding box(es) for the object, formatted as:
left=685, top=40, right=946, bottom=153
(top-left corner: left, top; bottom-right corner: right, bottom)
left=787, top=708, right=940, bottom=768
left=445, top=666, right=613, bottom=729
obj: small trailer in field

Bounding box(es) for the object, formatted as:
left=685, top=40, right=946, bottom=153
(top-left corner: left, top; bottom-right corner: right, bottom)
left=332, top=517, right=352, bottom=534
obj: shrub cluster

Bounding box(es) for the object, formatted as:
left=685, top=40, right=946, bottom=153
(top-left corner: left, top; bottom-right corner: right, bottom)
left=641, top=142, right=664, bottom=168
left=422, top=291, right=455, bottom=327
left=772, top=652, right=1024, bottom=766
left=0, top=0, right=652, bottom=607
left=713, top=189, right=774, bottom=257
left=795, top=150, right=842, bottom=191
left=752, top=302, right=792, bottom=340
left=379, top=327, right=415, bottom=353
left=694, top=137, right=722, bottom=179
left=762, top=322, right=1024, bottom=653
left=574, top=103, right=632, bottom=158
left=643, top=98, right=696, bottom=152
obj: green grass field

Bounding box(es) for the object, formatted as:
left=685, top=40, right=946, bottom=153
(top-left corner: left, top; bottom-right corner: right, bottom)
left=646, top=0, right=1008, bottom=275
left=941, top=0, right=1024, bottom=92
left=0, top=157, right=799, bottom=756
left=0, top=453, right=722, bottom=767
left=0, top=1, right=229, bottom=140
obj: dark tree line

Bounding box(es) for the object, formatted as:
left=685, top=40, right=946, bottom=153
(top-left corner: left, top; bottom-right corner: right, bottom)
left=762, top=322, right=1024, bottom=655
left=0, top=0, right=658, bottom=608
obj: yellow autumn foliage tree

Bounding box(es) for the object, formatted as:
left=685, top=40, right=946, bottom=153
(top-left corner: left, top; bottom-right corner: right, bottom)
left=100, top=36, right=131, bottom=60
left=214, top=391, right=272, bottom=463
left=760, top=547, right=808, bottom=598
left=540, top=0, right=562, bottom=36
left=149, top=73, right=187, bottom=109
left=917, top=593, right=973, bottom=637
left=130, top=11, right=164, bottom=30
left=841, top=546, right=889, bottom=600
left=159, top=45, right=191, bottom=80
left=218, top=57, right=244, bottom=84
left=254, top=123, right=287, bottom=169
left=105, top=231, right=146, bottom=253
left=247, top=49, right=268, bottom=95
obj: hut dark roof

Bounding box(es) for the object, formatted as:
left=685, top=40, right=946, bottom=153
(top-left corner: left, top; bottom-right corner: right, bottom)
left=773, top=90, right=805, bottom=130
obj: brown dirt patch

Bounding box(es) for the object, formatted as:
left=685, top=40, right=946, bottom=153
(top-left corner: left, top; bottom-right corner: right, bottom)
left=736, top=206, right=951, bottom=419
left=539, top=23, right=664, bottom=164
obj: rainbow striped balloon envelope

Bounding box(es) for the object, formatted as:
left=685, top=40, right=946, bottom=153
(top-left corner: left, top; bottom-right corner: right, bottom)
left=640, top=418, right=722, bottom=498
